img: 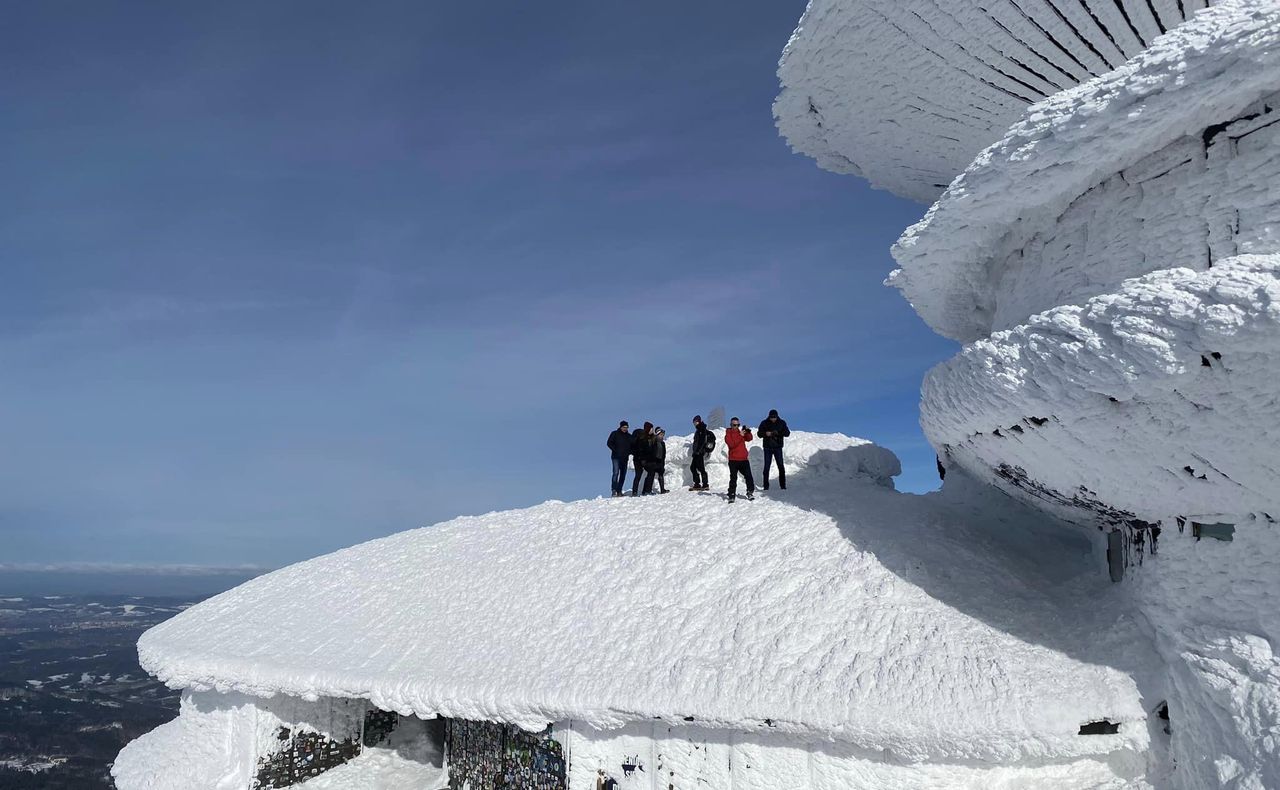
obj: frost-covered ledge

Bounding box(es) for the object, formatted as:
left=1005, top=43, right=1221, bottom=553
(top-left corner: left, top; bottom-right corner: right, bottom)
left=773, top=0, right=1214, bottom=204
left=889, top=0, right=1280, bottom=342
left=922, top=255, right=1280, bottom=522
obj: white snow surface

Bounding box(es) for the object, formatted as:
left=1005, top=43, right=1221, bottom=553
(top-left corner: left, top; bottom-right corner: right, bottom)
left=135, top=433, right=1155, bottom=767
left=922, top=255, right=1280, bottom=521
left=888, top=0, right=1280, bottom=342
left=774, top=0, right=1210, bottom=203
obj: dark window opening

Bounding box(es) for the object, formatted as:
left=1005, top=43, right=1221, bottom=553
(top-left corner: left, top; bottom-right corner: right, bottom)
left=1192, top=522, right=1235, bottom=542
left=1079, top=719, right=1120, bottom=735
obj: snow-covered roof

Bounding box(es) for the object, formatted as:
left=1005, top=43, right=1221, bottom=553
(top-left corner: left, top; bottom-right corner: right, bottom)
left=774, top=0, right=1212, bottom=203
left=136, top=432, right=1152, bottom=764
left=888, top=0, right=1280, bottom=341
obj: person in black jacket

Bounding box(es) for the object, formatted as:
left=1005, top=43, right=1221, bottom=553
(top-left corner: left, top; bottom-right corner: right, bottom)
left=643, top=427, right=668, bottom=494
left=606, top=421, right=633, bottom=497
left=688, top=415, right=713, bottom=490
left=757, top=409, right=791, bottom=490
left=631, top=422, right=652, bottom=496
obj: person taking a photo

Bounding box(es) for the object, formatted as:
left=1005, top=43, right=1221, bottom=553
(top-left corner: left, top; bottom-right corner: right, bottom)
left=724, top=417, right=755, bottom=502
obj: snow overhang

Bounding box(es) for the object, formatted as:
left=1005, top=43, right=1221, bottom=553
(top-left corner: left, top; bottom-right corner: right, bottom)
left=774, top=0, right=1214, bottom=204
left=887, top=0, right=1280, bottom=342
left=921, top=254, right=1280, bottom=521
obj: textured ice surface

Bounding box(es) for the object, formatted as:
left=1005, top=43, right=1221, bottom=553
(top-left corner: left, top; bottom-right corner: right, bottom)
left=774, top=0, right=1211, bottom=203
left=565, top=718, right=1150, bottom=790
left=133, top=434, right=1154, bottom=767
left=1130, top=515, right=1280, bottom=789
left=888, top=0, right=1280, bottom=342
left=922, top=255, right=1280, bottom=522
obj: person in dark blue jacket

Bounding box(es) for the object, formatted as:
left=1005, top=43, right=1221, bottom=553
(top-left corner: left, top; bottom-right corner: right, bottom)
left=631, top=422, right=653, bottom=496
left=757, top=409, right=791, bottom=490
left=606, top=421, right=633, bottom=497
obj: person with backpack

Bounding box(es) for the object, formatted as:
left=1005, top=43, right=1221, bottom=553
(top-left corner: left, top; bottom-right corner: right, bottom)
left=724, top=416, right=755, bottom=501
left=643, top=427, right=668, bottom=494
left=630, top=422, right=652, bottom=496
left=757, top=409, right=791, bottom=490
left=688, top=415, right=715, bottom=490
left=606, top=420, right=633, bottom=497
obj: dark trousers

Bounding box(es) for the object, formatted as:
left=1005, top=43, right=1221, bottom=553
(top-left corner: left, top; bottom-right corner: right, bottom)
left=728, top=459, right=754, bottom=497
left=689, top=454, right=708, bottom=487
left=631, top=458, right=644, bottom=495
left=762, top=447, right=785, bottom=489
left=611, top=456, right=629, bottom=494
left=643, top=466, right=666, bottom=494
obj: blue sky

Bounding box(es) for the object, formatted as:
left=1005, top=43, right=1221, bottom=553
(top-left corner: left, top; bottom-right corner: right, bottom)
left=1, top=1, right=954, bottom=568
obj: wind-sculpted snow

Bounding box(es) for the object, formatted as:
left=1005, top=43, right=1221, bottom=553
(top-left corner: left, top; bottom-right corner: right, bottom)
left=664, top=429, right=901, bottom=490
left=774, top=0, right=1210, bottom=203
left=134, top=433, right=1154, bottom=768
left=922, top=255, right=1280, bottom=522
left=889, top=0, right=1280, bottom=342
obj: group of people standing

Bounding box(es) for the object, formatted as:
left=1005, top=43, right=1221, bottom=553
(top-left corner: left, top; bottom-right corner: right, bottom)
left=607, top=421, right=669, bottom=496
left=607, top=410, right=791, bottom=502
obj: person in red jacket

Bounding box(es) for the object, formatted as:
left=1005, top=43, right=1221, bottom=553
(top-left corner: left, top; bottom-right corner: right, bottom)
left=723, top=416, right=755, bottom=502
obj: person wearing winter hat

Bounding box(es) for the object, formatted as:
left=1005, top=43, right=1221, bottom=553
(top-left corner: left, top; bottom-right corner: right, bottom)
left=630, top=422, right=653, bottom=496
left=757, top=409, right=791, bottom=490
left=606, top=420, right=634, bottom=497
left=724, top=416, right=755, bottom=502
left=643, top=427, right=668, bottom=494
left=688, top=415, right=714, bottom=490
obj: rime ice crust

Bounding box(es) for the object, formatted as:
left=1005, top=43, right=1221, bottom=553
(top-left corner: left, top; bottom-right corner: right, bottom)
left=887, top=0, right=1280, bottom=343
left=132, top=434, right=1151, bottom=769
left=779, top=1, right=1280, bottom=787
left=922, top=256, right=1280, bottom=522
left=773, top=0, right=1211, bottom=204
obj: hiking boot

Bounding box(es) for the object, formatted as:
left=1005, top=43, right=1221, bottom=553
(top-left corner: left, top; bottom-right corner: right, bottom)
left=745, top=492, right=755, bottom=501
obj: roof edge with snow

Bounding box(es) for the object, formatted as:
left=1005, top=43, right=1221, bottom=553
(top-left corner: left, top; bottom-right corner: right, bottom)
left=888, top=0, right=1280, bottom=342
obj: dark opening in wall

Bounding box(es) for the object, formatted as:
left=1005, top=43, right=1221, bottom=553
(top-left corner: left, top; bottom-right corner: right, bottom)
left=1192, top=522, right=1235, bottom=541
left=1107, top=530, right=1125, bottom=582
left=1078, top=719, right=1121, bottom=735
left=1156, top=701, right=1171, bottom=735
left=445, top=719, right=566, bottom=790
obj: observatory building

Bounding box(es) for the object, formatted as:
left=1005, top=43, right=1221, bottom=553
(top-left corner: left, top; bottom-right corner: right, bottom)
left=777, top=1, right=1280, bottom=787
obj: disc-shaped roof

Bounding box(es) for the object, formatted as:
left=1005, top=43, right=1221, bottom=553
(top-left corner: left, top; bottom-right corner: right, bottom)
left=775, top=0, right=1212, bottom=203
left=136, top=433, right=1150, bottom=764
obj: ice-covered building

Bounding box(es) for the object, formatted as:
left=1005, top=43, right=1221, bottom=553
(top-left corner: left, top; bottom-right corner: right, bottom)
left=777, top=1, right=1280, bottom=787
left=114, top=434, right=1165, bottom=789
